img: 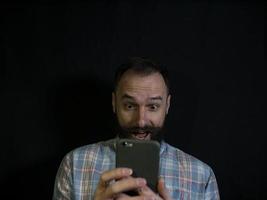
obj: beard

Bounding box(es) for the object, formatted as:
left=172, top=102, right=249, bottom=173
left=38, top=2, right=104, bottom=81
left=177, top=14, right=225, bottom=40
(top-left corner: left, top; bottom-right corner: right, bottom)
left=113, top=117, right=165, bottom=142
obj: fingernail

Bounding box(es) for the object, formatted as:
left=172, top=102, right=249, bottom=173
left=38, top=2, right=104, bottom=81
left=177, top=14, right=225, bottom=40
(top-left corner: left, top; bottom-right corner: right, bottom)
left=123, top=168, right=132, bottom=175
left=136, top=178, right=146, bottom=186
left=127, top=168, right=133, bottom=175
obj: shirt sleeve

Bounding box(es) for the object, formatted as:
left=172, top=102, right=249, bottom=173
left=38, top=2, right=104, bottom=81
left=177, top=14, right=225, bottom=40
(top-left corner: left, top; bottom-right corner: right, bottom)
left=53, top=153, right=73, bottom=200
left=204, top=168, right=220, bottom=200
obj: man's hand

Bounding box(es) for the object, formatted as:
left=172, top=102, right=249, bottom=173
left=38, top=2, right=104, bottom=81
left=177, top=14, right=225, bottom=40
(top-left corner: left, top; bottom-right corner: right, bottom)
left=138, top=178, right=172, bottom=200
left=94, top=168, right=172, bottom=200
left=94, top=168, right=147, bottom=200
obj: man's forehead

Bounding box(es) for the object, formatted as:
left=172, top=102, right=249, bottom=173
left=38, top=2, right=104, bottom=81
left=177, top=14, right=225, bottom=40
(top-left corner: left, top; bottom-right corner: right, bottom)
left=117, top=71, right=167, bottom=94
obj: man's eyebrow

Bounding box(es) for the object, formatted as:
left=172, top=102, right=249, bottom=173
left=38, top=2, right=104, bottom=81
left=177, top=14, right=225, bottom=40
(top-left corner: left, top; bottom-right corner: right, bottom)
left=121, top=94, right=135, bottom=100
left=149, top=96, right=163, bottom=101
left=121, top=94, right=162, bottom=101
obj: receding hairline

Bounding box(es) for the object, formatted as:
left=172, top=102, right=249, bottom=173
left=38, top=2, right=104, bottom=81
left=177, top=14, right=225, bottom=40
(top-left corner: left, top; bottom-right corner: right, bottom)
left=115, top=70, right=169, bottom=94
left=113, top=57, right=170, bottom=94
left=114, top=69, right=169, bottom=93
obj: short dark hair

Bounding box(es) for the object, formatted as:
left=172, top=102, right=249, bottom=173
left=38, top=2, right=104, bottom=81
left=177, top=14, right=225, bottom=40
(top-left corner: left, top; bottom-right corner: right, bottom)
left=114, top=57, right=170, bottom=94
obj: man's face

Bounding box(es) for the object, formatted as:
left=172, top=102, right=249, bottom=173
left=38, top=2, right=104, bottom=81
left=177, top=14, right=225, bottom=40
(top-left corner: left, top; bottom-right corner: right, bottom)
left=112, top=70, right=171, bottom=141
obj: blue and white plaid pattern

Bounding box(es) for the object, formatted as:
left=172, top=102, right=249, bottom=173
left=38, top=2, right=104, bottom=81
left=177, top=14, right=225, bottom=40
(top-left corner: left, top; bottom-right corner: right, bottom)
left=53, top=139, right=220, bottom=200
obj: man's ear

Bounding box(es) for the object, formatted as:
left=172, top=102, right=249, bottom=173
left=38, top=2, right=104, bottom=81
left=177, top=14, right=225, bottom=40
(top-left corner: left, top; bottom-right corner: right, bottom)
left=166, top=94, right=171, bottom=114
left=112, top=92, right=116, bottom=113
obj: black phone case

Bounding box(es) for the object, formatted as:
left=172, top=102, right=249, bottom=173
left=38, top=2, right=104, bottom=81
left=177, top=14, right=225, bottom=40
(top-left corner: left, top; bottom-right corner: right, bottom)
left=116, top=139, right=160, bottom=194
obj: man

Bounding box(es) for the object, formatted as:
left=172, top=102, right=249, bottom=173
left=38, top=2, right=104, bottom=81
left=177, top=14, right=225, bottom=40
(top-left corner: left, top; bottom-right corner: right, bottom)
left=53, top=57, right=220, bottom=200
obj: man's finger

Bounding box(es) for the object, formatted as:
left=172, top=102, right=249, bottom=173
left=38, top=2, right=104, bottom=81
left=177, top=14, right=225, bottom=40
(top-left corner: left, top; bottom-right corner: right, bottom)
left=158, top=178, right=171, bottom=200
left=99, top=168, right=133, bottom=187
left=105, top=177, right=147, bottom=197
left=137, top=185, right=154, bottom=196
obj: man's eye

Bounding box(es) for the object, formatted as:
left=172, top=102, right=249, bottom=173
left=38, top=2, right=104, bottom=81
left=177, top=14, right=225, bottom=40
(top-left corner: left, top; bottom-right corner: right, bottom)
left=124, top=103, right=136, bottom=110
left=148, top=104, right=159, bottom=111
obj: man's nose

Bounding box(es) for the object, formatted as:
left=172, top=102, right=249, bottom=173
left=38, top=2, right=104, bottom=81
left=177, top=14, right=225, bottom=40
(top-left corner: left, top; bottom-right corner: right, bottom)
left=136, top=107, right=147, bottom=127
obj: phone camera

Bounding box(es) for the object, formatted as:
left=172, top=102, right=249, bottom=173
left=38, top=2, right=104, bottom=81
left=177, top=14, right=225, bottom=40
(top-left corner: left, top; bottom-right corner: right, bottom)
left=122, top=141, right=133, bottom=147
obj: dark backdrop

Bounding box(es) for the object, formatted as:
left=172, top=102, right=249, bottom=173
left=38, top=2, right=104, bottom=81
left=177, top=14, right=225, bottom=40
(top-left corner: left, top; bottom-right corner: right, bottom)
left=0, top=1, right=265, bottom=200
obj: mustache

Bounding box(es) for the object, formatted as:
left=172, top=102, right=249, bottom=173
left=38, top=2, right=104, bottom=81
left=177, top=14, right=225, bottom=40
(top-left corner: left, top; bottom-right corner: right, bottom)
left=112, top=116, right=165, bottom=142
left=117, top=125, right=164, bottom=142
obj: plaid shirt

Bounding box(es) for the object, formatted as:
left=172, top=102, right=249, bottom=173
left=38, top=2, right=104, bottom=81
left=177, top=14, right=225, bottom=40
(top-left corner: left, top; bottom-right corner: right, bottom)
left=53, top=139, right=220, bottom=200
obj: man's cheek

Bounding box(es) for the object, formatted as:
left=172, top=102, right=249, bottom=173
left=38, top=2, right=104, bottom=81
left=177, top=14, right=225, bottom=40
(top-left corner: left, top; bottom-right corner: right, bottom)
left=119, top=114, right=132, bottom=125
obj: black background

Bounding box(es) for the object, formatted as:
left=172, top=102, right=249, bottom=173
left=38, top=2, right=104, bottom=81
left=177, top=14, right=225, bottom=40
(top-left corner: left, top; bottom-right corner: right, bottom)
left=0, top=1, right=265, bottom=199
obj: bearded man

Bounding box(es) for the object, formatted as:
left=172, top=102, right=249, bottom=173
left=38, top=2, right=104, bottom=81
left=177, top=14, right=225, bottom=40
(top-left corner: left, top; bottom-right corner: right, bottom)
left=53, top=57, right=220, bottom=200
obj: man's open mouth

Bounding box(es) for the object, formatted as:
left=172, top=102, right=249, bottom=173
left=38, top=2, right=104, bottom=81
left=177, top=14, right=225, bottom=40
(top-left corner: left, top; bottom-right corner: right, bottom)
left=131, top=132, right=151, bottom=140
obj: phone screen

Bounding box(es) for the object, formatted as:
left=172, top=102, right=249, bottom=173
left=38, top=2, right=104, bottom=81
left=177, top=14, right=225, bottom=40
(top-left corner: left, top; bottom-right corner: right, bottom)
left=116, top=139, right=160, bottom=195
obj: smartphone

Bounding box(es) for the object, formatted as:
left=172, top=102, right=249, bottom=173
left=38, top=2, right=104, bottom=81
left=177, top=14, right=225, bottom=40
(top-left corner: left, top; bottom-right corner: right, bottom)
left=116, top=139, right=160, bottom=195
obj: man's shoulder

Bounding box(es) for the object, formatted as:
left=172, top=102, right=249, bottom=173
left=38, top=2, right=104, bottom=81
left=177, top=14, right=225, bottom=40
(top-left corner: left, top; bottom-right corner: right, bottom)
left=161, top=142, right=220, bottom=198
left=65, top=139, right=116, bottom=161
left=162, top=141, right=213, bottom=175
